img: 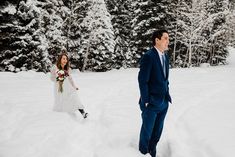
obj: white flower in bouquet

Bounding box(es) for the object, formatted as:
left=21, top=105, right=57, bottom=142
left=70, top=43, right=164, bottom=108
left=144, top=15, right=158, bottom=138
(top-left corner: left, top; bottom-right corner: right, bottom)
left=57, top=70, right=65, bottom=81
left=56, top=70, right=69, bottom=93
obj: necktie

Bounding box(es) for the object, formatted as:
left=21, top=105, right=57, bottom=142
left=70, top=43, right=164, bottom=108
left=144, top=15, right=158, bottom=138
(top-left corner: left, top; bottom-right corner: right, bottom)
left=162, top=55, right=166, bottom=77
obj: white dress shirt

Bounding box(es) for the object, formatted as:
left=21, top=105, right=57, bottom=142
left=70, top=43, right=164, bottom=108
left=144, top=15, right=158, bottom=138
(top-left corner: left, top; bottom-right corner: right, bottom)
left=154, top=47, right=165, bottom=66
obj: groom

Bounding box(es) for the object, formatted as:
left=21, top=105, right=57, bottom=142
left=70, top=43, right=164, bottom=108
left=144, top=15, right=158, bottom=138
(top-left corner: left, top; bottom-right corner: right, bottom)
left=138, top=29, right=172, bottom=157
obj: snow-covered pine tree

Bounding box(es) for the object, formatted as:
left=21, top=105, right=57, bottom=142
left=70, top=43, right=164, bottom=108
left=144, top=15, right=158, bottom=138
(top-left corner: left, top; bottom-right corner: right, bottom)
left=79, top=0, right=115, bottom=72
left=0, top=0, right=70, bottom=72
left=1, top=0, right=234, bottom=72
left=131, top=0, right=175, bottom=66
left=105, top=0, right=135, bottom=69
left=162, top=0, right=178, bottom=68
left=61, top=0, right=85, bottom=69
left=0, top=0, right=51, bottom=72
left=37, top=0, right=68, bottom=66
left=0, top=1, right=18, bottom=71
left=227, top=1, right=235, bottom=47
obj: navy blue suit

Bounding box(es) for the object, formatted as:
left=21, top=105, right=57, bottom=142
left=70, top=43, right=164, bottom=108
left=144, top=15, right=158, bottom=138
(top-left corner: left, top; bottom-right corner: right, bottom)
left=138, top=47, right=171, bottom=157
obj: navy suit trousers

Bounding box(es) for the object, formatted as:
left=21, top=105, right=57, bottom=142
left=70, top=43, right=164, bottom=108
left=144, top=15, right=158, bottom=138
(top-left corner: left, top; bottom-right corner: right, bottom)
left=139, top=99, right=168, bottom=157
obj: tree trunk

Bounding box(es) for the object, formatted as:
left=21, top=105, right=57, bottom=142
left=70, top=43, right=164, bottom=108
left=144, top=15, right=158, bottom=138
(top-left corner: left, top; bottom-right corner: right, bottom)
left=173, top=26, right=177, bottom=68
left=188, top=36, right=192, bottom=67
left=183, top=48, right=189, bottom=68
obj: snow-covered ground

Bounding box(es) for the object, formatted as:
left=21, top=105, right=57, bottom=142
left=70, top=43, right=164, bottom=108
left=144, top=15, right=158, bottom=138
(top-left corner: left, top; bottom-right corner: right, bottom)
left=0, top=47, right=235, bottom=157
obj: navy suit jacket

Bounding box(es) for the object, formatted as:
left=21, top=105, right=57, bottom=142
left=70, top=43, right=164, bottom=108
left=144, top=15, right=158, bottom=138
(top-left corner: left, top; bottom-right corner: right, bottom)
left=138, top=47, right=172, bottom=110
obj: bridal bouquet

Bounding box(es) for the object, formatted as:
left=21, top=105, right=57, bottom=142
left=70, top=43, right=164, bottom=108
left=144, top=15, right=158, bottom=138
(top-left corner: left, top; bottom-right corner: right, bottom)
left=56, top=70, right=69, bottom=93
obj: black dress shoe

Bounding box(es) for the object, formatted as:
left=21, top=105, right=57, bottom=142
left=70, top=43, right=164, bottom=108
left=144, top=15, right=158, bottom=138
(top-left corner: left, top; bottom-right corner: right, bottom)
left=83, top=113, right=88, bottom=119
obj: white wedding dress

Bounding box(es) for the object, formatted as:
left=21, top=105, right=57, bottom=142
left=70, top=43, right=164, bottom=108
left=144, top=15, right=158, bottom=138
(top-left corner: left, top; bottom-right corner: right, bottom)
left=50, top=65, right=84, bottom=113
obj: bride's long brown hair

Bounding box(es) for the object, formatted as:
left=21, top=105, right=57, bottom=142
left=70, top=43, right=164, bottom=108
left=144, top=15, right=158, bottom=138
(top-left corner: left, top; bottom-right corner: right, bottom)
left=56, top=51, right=70, bottom=71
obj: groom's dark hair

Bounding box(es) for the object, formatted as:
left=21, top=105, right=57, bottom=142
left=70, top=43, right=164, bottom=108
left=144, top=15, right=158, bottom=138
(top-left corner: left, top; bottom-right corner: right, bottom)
left=152, top=29, right=168, bottom=46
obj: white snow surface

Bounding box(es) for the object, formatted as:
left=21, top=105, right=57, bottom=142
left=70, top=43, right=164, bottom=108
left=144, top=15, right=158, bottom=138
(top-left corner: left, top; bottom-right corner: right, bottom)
left=0, top=47, right=235, bottom=157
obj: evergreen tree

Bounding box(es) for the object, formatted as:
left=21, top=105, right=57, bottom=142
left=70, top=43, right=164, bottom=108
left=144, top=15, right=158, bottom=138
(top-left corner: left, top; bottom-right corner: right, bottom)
left=79, top=0, right=115, bottom=72
left=105, top=0, right=135, bottom=68
left=131, top=0, right=175, bottom=66
left=37, top=0, right=68, bottom=65
left=227, top=2, right=235, bottom=46
left=61, top=0, right=90, bottom=69
left=0, top=0, right=70, bottom=72
left=0, top=0, right=51, bottom=72
left=0, top=0, right=234, bottom=72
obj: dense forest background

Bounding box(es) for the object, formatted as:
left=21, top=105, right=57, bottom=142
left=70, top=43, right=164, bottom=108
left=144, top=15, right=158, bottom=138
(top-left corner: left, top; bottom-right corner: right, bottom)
left=0, top=0, right=234, bottom=72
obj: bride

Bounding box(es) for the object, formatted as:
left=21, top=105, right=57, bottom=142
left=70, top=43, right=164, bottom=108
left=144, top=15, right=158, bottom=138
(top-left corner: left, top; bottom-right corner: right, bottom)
left=50, top=51, right=88, bottom=118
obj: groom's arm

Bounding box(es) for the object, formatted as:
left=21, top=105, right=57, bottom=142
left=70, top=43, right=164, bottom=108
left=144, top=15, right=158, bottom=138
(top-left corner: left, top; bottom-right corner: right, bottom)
left=138, top=53, right=152, bottom=105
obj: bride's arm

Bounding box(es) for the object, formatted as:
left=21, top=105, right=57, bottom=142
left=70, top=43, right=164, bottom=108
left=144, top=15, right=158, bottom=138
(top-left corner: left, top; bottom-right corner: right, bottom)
left=50, top=65, right=57, bottom=82
left=68, top=69, right=78, bottom=89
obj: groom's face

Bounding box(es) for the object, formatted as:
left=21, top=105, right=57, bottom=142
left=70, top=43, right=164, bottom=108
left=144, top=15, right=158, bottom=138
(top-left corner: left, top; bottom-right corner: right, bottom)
left=156, top=32, right=169, bottom=51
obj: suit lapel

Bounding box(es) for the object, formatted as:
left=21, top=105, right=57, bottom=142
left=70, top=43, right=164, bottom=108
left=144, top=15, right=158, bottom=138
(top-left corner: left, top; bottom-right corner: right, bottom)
left=152, top=48, right=165, bottom=78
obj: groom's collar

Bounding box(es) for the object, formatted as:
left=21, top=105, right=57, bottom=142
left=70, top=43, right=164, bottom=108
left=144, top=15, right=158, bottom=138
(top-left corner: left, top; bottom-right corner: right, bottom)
left=154, top=46, right=164, bottom=56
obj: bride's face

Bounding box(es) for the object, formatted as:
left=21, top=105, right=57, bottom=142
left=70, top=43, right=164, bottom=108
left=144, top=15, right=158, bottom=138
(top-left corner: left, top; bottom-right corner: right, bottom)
left=61, top=55, right=68, bottom=66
